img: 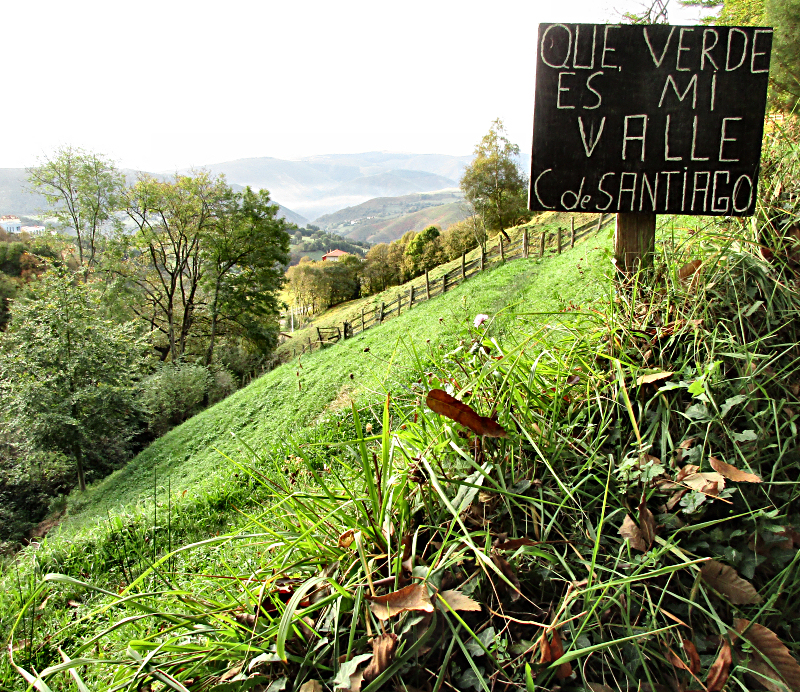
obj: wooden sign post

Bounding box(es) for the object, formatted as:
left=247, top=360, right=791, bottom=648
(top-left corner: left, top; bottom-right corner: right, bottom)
left=528, top=23, right=772, bottom=273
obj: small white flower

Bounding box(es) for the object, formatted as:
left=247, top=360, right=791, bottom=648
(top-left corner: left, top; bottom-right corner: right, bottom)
left=474, top=314, right=490, bottom=328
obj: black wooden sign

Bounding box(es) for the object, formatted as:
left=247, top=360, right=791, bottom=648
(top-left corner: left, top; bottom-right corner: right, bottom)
left=529, top=24, right=772, bottom=216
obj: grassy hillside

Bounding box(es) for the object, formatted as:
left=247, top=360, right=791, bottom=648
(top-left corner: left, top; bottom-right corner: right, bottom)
left=49, top=217, right=613, bottom=537
left=9, top=213, right=794, bottom=692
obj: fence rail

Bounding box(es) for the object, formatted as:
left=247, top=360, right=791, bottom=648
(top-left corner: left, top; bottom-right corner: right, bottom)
left=250, top=214, right=614, bottom=379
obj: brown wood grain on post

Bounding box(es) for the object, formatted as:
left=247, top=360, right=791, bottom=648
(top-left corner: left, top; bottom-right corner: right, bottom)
left=461, top=252, right=466, bottom=280
left=361, top=308, right=365, bottom=331
left=379, top=302, right=384, bottom=322
left=500, top=235, right=505, bottom=261
left=595, top=213, right=604, bottom=234
left=425, top=270, right=430, bottom=300
left=570, top=218, right=575, bottom=248
left=614, top=213, right=656, bottom=273
left=410, top=285, right=414, bottom=306
left=540, top=231, right=545, bottom=257
left=523, top=228, right=528, bottom=258
left=442, top=272, right=448, bottom=293
left=557, top=227, right=562, bottom=254
left=480, top=246, right=484, bottom=271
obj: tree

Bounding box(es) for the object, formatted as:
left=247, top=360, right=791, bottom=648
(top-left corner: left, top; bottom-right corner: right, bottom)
left=681, top=0, right=800, bottom=110
left=121, top=171, right=228, bottom=361
left=405, top=225, right=443, bottom=276
left=202, top=186, right=290, bottom=363
left=460, top=119, right=530, bottom=235
left=0, top=270, right=148, bottom=492
left=27, top=146, right=123, bottom=274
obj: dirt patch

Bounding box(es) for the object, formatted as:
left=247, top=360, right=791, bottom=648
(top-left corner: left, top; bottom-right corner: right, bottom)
left=27, top=510, right=66, bottom=541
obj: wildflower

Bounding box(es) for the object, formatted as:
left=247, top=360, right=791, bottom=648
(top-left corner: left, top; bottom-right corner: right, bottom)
left=474, top=314, right=490, bottom=328
left=366, top=423, right=373, bottom=433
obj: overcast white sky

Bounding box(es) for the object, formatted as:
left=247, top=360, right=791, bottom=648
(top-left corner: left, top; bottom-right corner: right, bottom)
left=2, top=0, right=704, bottom=172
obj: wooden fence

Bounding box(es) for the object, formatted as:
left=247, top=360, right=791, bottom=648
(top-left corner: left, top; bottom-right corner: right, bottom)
left=244, top=214, right=614, bottom=381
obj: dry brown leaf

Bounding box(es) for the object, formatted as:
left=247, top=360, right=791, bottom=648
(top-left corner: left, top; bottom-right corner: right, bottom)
left=665, top=645, right=690, bottom=672
left=338, top=529, right=356, bottom=549
left=537, top=629, right=551, bottom=665
left=701, top=560, right=762, bottom=605
left=636, top=371, right=675, bottom=386
left=362, top=633, right=398, bottom=683
left=639, top=502, right=657, bottom=549
left=666, top=489, right=688, bottom=511
left=736, top=619, right=800, bottom=691
left=366, top=583, right=433, bottom=621
left=437, top=590, right=482, bottom=612
left=709, top=456, right=762, bottom=483
left=620, top=514, right=647, bottom=552
left=676, top=464, right=700, bottom=482
left=683, top=471, right=725, bottom=496
left=298, top=682, right=323, bottom=692
left=707, top=640, right=733, bottom=692
left=495, top=537, right=539, bottom=550
left=425, top=389, right=507, bottom=438
left=549, top=629, right=573, bottom=680
left=684, top=639, right=701, bottom=675
left=678, top=437, right=697, bottom=450
left=492, top=554, right=522, bottom=600
left=679, top=259, right=703, bottom=280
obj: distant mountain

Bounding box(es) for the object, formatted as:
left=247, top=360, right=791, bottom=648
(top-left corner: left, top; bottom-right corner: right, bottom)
left=0, top=168, right=307, bottom=227
left=179, top=152, right=472, bottom=221
left=315, top=190, right=468, bottom=244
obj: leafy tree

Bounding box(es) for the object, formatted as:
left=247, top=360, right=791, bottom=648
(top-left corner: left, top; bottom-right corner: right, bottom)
left=405, top=225, right=443, bottom=275
left=120, top=171, right=228, bottom=361
left=460, top=119, right=530, bottom=235
left=363, top=243, right=394, bottom=293
left=0, top=270, right=148, bottom=491
left=27, top=146, right=123, bottom=274
left=201, top=186, right=290, bottom=363
left=681, top=0, right=800, bottom=110
left=441, top=219, right=480, bottom=260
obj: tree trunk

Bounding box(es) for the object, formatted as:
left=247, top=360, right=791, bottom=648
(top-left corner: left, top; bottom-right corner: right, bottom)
left=74, top=442, right=86, bottom=492
left=205, top=281, right=221, bottom=366
left=614, top=213, right=657, bottom=274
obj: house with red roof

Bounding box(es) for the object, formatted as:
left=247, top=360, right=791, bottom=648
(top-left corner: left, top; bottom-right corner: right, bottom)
left=321, top=249, right=350, bottom=262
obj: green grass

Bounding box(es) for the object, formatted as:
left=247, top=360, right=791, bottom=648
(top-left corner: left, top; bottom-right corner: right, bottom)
left=7, top=211, right=798, bottom=692
left=55, top=222, right=614, bottom=537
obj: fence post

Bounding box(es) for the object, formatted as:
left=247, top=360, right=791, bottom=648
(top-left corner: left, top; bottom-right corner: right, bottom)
left=523, top=228, right=528, bottom=258
left=540, top=231, right=545, bottom=258
left=379, top=302, right=384, bottom=322
left=425, top=270, right=430, bottom=300
left=410, top=285, right=415, bottom=306
left=480, top=246, right=484, bottom=271
left=500, top=235, right=505, bottom=261
left=557, top=227, right=562, bottom=254
left=443, top=272, right=448, bottom=293
left=461, top=252, right=466, bottom=280
left=397, top=293, right=402, bottom=315
left=361, top=307, right=365, bottom=332
left=595, top=213, right=605, bottom=233
left=570, top=218, right=576, bottom=249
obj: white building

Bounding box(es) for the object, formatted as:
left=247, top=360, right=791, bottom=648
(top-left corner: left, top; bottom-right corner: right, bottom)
left=21, top=225, right=47, bottom=236
left=0, top=216, right=22, bottom=234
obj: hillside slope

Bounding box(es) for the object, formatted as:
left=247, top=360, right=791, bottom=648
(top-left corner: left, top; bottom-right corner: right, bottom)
left=53, top=222, right=613, bottom=536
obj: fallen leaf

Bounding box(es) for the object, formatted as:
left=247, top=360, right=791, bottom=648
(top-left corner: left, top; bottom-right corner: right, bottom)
left=683, top=471, right=725, bottom=496
left=549, top=629, right=573, bottom=680
left=437, top=590, right=482, bottom=612
left=701, top=560, right=762, bottom=605
left=679, top=259, right=703, bottom=280
left=566, top=374, right=581, bottom=385
left=639, top=502, right=657, bottom=549
left=366, top=583, right=433, bottom=621
left=709, top=456, right=762, bottom=483
left=67, top=600, right=80, bottom=608
left=735, top=619, right=800, bottom=691
left=666, top=489, right=688, bottom=511
left=636, top=371, right=674, bottom=386
left=706, top=640, right=733, bottom=692
left=426, top=389, right=507, bottom=438
left=683, top=639, right=701, bottom=675
left=362, top=633, right=398, bottom=682
left=676, top=464, right=700, bottom=482
left=338, top=529, right=356, bottom=549
left=332, top=653, right=372, bottom=691
left=665, top=645, right=690, bottom=672
left=298, top=683, right=323, bottom=692
left=678, top=437, right=697, bottom=450
left=537, top=630, right=551, bottom=665
left=492, top=554, right=522, bottom=600
left=495, top=537, right=539, bottom=550
left=620, top=514, right=647, bottom=552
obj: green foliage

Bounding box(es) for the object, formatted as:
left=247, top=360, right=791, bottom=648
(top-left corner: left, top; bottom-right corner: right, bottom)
left=460, top=119, right=530, bottom=234
left=139, top=362, right=213, bottom=437
left=26, top=146, right=123, bottom=272
left=0, top=269, right=149, bottom=492
left=405, top=224, right=444, bottom=274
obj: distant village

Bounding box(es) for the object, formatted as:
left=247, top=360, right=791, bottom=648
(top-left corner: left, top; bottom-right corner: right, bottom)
left=0, top=215, right=47, bottom=237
